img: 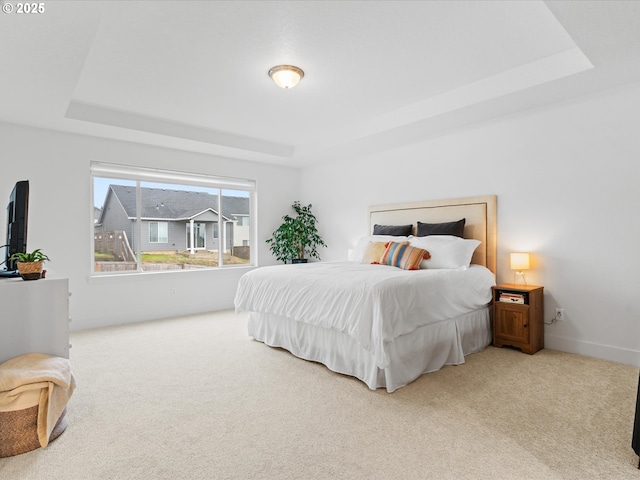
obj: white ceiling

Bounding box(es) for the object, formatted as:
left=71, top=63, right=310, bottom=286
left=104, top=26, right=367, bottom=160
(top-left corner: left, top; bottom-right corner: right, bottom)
left=1, top=0, right=640, bottom=168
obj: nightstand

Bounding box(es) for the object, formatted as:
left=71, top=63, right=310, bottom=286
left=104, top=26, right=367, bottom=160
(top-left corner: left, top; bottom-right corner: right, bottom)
left=492, top=284, right=544, bottom=354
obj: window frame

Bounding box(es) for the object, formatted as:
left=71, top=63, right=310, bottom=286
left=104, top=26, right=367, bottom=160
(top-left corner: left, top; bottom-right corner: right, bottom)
left=91, top=162, right=256, bottom=276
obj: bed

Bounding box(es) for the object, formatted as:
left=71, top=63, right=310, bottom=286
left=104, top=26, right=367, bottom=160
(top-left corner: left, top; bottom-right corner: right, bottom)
left=235, top=195, right=497, bottom=392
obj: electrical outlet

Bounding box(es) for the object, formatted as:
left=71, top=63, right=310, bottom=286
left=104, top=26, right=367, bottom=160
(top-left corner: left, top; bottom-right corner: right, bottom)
left=555, top=308, right=565, bottom=321
left=171, top=288, right=177, bottom=295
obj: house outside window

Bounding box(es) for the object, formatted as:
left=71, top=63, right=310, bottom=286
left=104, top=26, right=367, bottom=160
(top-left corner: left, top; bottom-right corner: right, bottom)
left=92, top=162, right=255, bottom=275
left=149, top=222, right=169, bottom=243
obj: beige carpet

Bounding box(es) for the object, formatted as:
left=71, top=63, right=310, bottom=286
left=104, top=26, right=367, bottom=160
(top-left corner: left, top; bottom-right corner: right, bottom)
left=0, top=310, right=638, bottom=480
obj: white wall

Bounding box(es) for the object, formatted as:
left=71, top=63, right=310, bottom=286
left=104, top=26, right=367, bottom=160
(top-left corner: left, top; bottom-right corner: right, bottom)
left=300, top=82, right=640, bottom=367
left=3, top=81, right=638, bottom=367
left=0, top=123, right=300, bottom=331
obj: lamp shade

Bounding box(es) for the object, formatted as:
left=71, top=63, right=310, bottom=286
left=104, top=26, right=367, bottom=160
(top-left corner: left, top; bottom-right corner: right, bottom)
left=268, top=65, right=304, bottom=89
left=510, top=252, right=530, bottom=271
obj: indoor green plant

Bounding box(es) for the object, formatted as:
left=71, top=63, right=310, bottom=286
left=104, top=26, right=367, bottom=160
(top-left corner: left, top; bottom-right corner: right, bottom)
left=9, top=248, right=50, bottom=280
left=266, top=201, right=327, bottom=264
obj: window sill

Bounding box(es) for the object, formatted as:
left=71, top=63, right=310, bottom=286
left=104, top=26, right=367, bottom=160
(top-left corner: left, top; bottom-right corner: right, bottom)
left=87, top=264, right=255, bottom=284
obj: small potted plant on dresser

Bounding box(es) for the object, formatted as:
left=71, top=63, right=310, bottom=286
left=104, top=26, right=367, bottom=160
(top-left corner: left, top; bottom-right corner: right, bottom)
left=9, top=249, right=50, bottom=281
left=266, top=201, right=327, bottom=264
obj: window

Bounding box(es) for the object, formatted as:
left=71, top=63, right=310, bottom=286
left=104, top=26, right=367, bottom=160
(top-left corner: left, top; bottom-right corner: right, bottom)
left=92, top=162, right=255, bottom=275
left=185, top=222, right=205, bottom=250
left=149, top=222, right=168, bottom=243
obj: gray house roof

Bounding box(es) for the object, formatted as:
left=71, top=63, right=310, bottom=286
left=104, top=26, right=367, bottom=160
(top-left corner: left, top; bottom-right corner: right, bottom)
left=103, top=185, right=249, bottom=222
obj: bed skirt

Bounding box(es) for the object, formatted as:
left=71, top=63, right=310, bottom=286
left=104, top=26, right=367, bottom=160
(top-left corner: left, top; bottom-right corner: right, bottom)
left=247, top=307, right=491, bottom=392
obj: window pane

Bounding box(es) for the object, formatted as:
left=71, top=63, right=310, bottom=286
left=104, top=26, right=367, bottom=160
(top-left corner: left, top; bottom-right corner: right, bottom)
left=93, top=177, right=139, bottom=273
left=158, top=222, right=168, bottom=243
left=196, top=223, right=205, bottom=248
left=149, top=222, right=158, bottom=243
left=221, top=189, right=251, bottom=265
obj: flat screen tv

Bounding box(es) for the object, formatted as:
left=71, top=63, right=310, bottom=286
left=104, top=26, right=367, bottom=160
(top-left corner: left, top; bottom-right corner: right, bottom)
left=1, top=180, right=29, bottom=276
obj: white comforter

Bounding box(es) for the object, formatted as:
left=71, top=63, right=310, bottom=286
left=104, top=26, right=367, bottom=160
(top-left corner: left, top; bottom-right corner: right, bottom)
left=234, top=262, right=495, bottom=369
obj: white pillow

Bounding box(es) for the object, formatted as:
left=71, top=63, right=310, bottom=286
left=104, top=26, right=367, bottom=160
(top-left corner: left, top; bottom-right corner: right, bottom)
left=409, top=235, right=481, bottom=269
left=350, top=235, right=411, bottom=262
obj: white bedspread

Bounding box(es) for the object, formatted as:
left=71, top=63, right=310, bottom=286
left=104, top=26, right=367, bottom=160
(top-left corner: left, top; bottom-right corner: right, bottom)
left=235, top=262, right=495, bottom=369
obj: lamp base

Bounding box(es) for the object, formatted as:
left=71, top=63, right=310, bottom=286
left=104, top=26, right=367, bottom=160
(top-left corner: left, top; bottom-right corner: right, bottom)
left=513, top=271, right=528, bottom=285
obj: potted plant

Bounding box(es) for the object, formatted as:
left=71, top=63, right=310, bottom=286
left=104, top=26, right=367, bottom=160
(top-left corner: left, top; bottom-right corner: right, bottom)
left=266, top=201, right=327, bottom=264
left=9, top=249, right=50, bottom=281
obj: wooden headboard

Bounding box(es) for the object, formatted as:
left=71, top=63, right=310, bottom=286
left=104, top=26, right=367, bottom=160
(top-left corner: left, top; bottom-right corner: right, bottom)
left=368, top=195, right=497, bottom=274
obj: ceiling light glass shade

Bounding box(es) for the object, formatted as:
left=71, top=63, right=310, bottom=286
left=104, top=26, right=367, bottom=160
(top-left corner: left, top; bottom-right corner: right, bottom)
left=510, top=252, right=530, bottom=271
left=268, top=65, right=304, bottom=89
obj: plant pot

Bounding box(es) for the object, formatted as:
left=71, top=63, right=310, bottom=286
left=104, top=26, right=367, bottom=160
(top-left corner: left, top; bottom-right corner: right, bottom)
left=16, top=261, right=43, bottom=281
left=291, top=259, right=308, bottom=264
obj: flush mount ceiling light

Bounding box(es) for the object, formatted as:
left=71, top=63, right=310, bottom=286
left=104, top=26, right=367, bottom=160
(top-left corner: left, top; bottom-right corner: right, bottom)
left=268, top=65, right=304, bottom=89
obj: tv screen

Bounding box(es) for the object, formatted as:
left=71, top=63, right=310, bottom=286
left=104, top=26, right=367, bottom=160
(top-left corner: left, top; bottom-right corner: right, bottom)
left=3, top=180, right=29, bottom=273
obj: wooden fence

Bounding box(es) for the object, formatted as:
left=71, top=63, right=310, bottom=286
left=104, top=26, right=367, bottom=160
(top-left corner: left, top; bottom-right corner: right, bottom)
left=94, top=230, right=136, bottom=262
left=94, top=261, right=138, bottom=272
left=232, top=246, right=250, bottom=260
left=94, top=262, right=209, bottom=273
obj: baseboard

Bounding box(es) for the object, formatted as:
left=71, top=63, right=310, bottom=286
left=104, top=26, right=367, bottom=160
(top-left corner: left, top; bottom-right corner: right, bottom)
left=545, top=334, right=640, bottom=367
left=72, top=303, right=236, bottom=331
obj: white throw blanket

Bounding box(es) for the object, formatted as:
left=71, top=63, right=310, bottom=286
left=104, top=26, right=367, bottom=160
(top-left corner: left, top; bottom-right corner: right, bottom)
left=0, top=353, right=76, bottom=447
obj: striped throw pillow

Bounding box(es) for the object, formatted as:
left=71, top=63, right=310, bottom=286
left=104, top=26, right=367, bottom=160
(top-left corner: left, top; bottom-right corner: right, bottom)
left=380, top=242, right=430, bottom=270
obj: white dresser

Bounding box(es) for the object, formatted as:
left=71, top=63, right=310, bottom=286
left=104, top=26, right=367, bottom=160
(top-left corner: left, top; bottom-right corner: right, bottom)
left=0, top=277, right=70, bottom=364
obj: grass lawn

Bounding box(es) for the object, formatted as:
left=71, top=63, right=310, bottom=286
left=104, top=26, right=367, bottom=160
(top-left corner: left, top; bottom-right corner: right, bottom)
left=141, top=250, right=248, bottom=266
left=95, top=250, right=248, bottom=271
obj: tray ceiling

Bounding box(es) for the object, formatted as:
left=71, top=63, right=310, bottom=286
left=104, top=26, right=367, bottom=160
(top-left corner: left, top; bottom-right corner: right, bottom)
left=1, top=1, right=640, bottom=167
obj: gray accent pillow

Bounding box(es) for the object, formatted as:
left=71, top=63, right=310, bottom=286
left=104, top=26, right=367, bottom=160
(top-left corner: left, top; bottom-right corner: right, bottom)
left=416, top=218, right=465, bottom=237
left=372, top=224, right=413, bottom=236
